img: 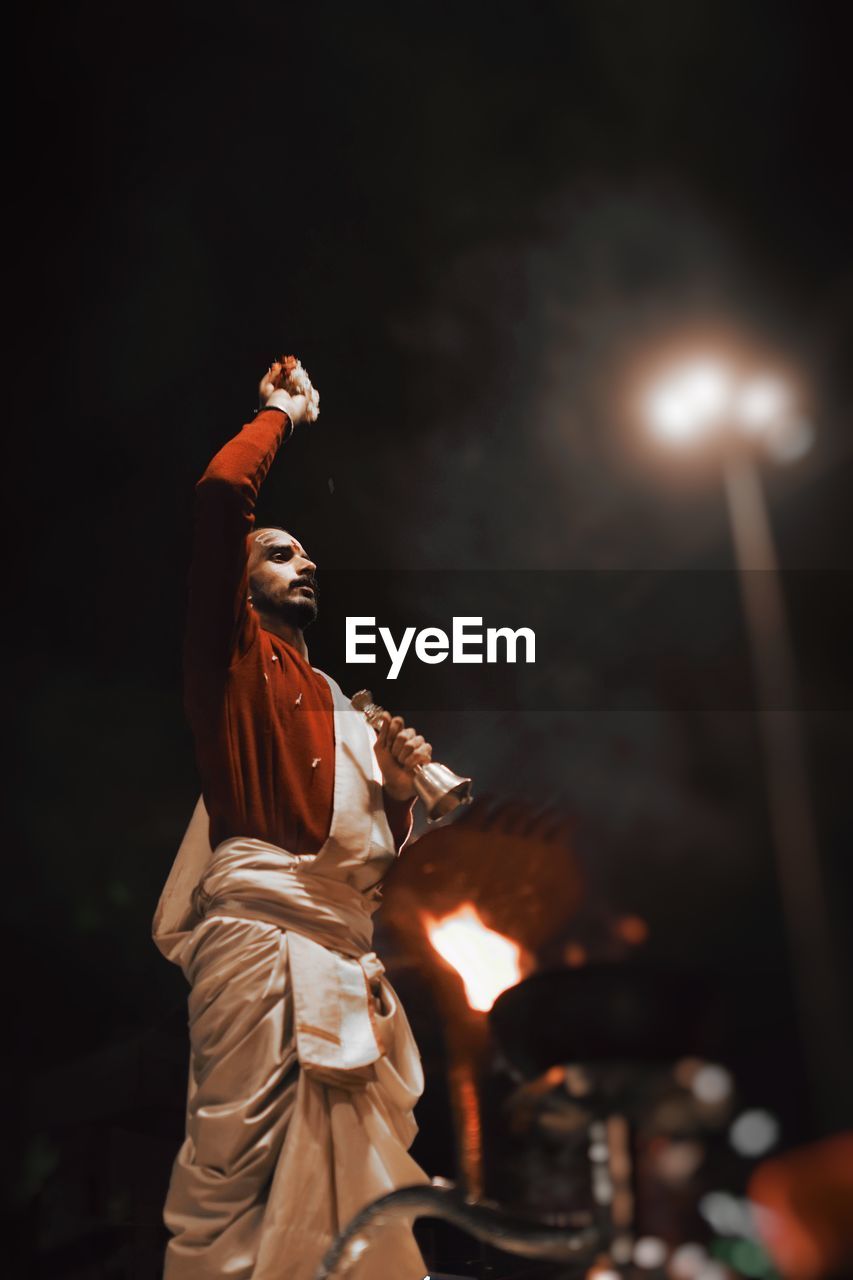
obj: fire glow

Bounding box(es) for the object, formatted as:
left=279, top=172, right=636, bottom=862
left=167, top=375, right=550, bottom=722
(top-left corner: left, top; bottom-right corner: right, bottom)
left=423, top=903, right=524, bottom=1012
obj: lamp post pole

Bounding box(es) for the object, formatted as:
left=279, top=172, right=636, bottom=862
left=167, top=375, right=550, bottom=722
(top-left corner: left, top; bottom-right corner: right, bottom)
left=721, top=447, right=851, bottom=1129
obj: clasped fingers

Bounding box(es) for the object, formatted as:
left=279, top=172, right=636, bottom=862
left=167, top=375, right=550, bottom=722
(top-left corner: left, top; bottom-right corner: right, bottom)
left=377, top=716, right=433, bottom=770
left=395, top=729, right=433, bottom=770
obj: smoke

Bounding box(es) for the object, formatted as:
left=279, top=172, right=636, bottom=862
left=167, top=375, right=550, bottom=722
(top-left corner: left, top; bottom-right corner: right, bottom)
left=388, top=183, right=793, bottom=572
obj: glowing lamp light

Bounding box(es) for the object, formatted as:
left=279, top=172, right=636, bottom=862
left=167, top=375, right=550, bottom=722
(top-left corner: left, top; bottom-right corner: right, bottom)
left=423, top=903, right=524, bottom=1012
left=734, top=376, right=791, bottom=434
left=644, top=358, right=733, bottom=443
left=640, top=349, right=809, bottom=462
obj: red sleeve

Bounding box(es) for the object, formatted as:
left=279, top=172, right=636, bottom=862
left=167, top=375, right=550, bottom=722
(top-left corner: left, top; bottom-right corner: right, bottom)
left=384, top=792, right=416, bottom=852
left=184, top=407, right=291, bottom=680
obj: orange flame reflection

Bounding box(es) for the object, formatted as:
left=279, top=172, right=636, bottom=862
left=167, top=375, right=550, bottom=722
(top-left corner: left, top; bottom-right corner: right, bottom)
left=423, top=903, right=524, bottom=1012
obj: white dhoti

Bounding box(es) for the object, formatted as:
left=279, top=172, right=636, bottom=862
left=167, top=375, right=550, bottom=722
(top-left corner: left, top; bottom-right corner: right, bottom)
left=154, top=675, right=429, bottom=1280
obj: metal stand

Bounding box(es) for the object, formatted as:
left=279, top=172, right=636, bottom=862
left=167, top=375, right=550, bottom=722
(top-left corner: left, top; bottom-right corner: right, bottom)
left=313, top=1180, right=602, bottom=1280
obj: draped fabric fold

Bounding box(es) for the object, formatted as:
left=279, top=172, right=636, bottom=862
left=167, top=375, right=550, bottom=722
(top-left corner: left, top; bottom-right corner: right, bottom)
left=160, top=838, right=428, bottom=1280
left=157, top=671, right=428, bottom=1279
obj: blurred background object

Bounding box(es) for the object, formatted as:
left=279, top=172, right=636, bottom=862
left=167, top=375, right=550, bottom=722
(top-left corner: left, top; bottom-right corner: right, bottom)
left=749, top=1133, right=853, bottom=1280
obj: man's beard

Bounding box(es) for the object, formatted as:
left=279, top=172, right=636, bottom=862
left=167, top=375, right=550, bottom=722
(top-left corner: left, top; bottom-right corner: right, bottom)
left=278, top=596, right=318, bottom=629
left=253, top=584, right=319, bottom=630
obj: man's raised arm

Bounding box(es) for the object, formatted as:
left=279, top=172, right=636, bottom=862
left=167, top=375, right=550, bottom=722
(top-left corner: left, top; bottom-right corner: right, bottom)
left=184, top=362, right=307, bottom=674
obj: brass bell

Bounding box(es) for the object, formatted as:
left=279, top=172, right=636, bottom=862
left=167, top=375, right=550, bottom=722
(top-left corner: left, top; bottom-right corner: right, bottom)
left=351, top=691, right=473, bottom=822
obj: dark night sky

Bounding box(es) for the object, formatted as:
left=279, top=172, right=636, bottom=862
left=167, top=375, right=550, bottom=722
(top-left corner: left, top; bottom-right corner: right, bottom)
left=8, top=0, right=853, bottom=1228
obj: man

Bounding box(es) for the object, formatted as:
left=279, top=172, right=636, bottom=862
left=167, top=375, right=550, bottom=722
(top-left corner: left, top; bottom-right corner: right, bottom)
left=153, top=358, right=431, bottom=1280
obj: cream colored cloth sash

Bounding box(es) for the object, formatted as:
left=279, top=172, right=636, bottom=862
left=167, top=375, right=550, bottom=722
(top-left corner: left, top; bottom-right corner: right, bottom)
left=190, top=836, right=404, bottom=1089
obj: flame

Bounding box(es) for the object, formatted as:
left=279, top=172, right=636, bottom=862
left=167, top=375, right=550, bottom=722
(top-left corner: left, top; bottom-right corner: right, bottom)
left=423, top=903, right=524, bottom=1012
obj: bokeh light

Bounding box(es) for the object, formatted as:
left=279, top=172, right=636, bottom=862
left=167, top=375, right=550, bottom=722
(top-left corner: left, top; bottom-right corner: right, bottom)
left=614, top=914, right=649, bottom=944
left=691, top=1064, right=734, bottom=1105
left=634, top=1236, right=669, bottom=1268
left=694, top=1262, right=729, bottom=1280
left=699, top=1190, right=754, bottom=1237
left=669, top=1243, right=709, bottom=1279
left=729, top=1109, right=780, bottom=1158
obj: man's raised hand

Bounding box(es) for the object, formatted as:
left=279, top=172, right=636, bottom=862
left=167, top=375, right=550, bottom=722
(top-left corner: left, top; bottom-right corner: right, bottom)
left=258, top=357, right=307, bottom=427
left=258, top=355, right=320, bottom=427
left=258, top=360, right=283, bottom=404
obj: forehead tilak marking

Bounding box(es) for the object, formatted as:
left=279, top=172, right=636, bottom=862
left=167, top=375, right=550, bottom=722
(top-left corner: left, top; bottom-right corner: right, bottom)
left=254, top=529, right=298, bottom=549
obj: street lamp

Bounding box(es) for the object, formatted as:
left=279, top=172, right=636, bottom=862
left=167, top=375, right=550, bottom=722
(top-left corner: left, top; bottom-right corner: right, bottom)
left=643, top=355, right=814, bottom=460
left=642, top=352, right=849, bottom=1130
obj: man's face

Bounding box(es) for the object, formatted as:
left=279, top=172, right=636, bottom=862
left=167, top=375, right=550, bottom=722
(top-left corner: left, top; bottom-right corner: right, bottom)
left=248, top=528, right=318, bottom=629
